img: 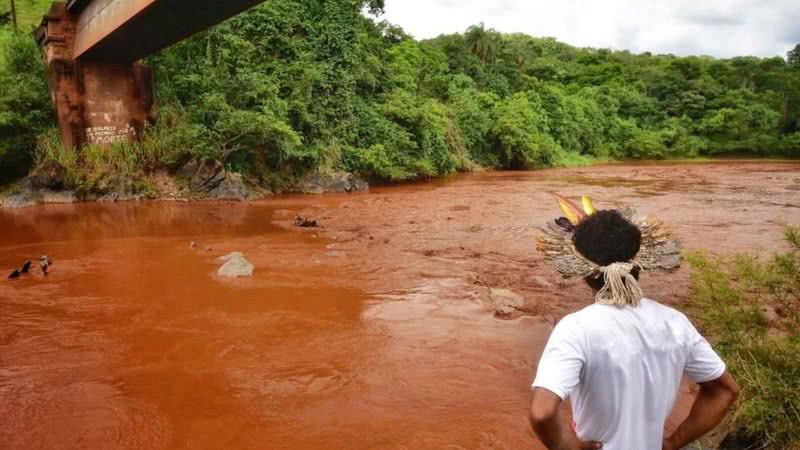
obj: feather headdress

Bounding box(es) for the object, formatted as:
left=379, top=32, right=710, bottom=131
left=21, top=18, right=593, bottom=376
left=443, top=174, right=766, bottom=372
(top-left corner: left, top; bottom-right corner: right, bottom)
left=537, top=194, right=682, bottom=280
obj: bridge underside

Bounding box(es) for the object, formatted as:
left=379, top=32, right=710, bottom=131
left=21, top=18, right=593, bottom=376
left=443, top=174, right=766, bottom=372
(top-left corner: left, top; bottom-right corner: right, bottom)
left=36, top=0, right=266, bottom=149
left=72, top=0, right=266, bottom=63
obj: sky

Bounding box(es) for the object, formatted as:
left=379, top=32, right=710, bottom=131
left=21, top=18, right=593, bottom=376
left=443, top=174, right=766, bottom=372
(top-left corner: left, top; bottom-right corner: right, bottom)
left=380, top=0, right=800, bottom=59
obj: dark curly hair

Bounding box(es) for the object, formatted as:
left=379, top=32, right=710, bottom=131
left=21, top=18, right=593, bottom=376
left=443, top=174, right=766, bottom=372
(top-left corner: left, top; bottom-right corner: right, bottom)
left=572, top=210, right=642, bottom=290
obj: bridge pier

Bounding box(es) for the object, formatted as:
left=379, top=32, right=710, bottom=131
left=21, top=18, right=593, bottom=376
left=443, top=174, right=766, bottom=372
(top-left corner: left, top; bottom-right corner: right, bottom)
left=36, top=3, right=156, bottom=149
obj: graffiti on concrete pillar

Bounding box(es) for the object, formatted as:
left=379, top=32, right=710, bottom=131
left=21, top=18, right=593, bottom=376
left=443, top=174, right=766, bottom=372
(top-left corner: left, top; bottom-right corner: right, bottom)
left=85, top=124, right=136, bottom=145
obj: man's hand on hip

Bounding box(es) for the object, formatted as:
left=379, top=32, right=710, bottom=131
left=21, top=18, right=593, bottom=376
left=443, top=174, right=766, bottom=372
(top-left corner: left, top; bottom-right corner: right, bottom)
left=530, top=388, right=602, bottom=450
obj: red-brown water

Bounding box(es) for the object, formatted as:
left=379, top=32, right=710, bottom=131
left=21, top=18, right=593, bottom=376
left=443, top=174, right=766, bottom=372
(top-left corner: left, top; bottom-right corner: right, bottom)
left=1, top=161, right=798, bottom=449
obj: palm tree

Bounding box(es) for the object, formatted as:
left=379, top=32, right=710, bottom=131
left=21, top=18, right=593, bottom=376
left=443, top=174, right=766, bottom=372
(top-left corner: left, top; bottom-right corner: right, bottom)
left=465, top=22, right=498, bottom=65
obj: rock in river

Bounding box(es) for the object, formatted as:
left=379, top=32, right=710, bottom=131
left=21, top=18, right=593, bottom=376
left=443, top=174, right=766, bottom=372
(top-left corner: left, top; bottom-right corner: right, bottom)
left=217, top=252, right=254, bottom=278
left=489, top=288, right=526, bottom=320
left=294, top=171, right=368, bottom=194
left=294, top=216, right=319, bottom=228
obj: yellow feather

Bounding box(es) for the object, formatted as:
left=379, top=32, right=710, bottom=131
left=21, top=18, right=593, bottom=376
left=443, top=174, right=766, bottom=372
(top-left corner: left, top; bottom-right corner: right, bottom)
left=558, top=200, right=581, bottom=225
left=553, top=193, right=587, bottom=225
left=582, top=196, right=596, bottom=215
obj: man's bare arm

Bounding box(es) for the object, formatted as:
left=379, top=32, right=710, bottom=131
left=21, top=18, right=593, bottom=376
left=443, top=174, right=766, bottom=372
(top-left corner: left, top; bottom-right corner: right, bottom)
left=664, top=371, right=740, bottom=450
left=529, top=388, right=602, bottom=450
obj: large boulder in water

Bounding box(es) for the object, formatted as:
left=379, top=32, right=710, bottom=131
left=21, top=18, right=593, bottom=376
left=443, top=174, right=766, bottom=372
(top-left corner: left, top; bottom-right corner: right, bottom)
left=217, top=252, right=254, bottom=278
left=294, top=171, right=368, bottom=194
left=22, top=160, right=66, bottom=190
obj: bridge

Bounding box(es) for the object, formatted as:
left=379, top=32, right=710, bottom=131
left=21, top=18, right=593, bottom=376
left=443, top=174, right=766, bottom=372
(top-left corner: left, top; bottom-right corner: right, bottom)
left=36, top=0, right=267, bottom=148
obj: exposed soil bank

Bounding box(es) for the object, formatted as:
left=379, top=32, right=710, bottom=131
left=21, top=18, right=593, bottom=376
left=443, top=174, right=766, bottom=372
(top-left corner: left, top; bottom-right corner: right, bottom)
left=0, top=161, right=798, bottom=449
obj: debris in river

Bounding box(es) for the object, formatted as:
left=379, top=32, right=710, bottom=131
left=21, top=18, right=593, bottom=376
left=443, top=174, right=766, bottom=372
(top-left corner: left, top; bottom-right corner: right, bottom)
left=205, top=246, right=213, bottom=252
left=40, top=256, right=51, bottom=275
left=8, top=260, right=33, bottom=279
left=190, top=241, right=197, bottom=249
left=217, top=252, right=254, bottom=278
left=294, top=216, right=319, bottom=228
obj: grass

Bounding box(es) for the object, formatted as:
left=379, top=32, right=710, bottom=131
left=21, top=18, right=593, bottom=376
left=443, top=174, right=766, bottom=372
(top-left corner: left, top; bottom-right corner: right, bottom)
left=36, top=127, right=148, bottom=194
left=32, top=104, right=196, bottom=194
left=684, top=225, right=800, bottom=449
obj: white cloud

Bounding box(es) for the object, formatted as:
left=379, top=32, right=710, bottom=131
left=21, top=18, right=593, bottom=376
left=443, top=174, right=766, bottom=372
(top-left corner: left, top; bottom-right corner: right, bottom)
left=379, top=0, right=799, bottom=58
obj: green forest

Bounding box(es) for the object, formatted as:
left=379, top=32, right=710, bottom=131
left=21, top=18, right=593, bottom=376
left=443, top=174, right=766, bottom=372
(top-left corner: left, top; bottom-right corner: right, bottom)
left=2, top=0, right=800, bottom=186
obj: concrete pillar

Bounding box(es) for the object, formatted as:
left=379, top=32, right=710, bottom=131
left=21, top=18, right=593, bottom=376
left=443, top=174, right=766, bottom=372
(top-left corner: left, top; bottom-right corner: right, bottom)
left=35, top=2, right=156, bottom=149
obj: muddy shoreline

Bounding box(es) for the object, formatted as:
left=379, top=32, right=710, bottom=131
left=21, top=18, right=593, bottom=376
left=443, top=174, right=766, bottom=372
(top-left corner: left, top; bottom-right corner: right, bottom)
left=3, top=159, right=799, bottom=210
left=1, top=161, right=799, bottom=449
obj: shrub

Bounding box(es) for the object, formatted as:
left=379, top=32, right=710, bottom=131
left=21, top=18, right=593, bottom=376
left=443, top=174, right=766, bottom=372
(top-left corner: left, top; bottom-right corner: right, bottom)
left=33, top=107, right=202, bottom=194
left=135, top=105, right=208, bottom=171
left=686, top=225, right=800, bottom=449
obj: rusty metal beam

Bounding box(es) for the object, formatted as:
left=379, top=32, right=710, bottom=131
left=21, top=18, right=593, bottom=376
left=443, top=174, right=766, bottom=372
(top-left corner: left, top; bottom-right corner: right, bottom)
left=73, top=0, right=268, bottom=62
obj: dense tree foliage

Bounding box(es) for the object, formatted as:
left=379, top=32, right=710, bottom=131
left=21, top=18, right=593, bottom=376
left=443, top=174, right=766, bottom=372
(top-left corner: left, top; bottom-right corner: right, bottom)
left=1, top=0, right=799, bottom=184
left=0, top=28, right=50, bottom=181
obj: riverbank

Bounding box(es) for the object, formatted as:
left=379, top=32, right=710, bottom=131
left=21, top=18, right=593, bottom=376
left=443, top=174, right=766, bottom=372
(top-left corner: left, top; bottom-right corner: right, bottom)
left=3, top=157, right=799, bottom=210
left=1, top=161, right=798, bottom=449
left=0, top=157, right=372, bottom=209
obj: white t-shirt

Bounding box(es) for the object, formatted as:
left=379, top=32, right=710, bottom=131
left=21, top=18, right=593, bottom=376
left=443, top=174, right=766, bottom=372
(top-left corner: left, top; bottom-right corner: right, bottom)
left=531, top=298, right=726, bottom=449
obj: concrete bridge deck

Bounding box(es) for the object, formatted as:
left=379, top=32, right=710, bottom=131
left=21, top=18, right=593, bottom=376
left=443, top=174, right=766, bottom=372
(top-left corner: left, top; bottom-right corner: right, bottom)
left=69, top=0, right=267, bottom=62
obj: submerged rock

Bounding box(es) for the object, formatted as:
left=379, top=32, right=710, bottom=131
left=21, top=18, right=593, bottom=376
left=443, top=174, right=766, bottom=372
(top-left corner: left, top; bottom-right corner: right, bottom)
left=294, top=216, right=319, bottom=228
left=532, top=276, right=554, bottom=288
left=1, top=188, right=77, bottom=208
left=97, top=191, right=142, bottom=203
left=217, top=252, right=254, bottom=278
left=42, top=190, right=79, bottom=204
left=0, top=192, right=38, bottom=209
left=489, top=288, right=526, bottom=320
left=295, top=171, right=368, bottom=194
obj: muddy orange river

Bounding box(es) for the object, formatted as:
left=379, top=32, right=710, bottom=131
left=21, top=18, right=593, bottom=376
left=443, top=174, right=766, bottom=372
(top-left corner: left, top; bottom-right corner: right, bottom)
left=1, top=161, right=799, bottom=449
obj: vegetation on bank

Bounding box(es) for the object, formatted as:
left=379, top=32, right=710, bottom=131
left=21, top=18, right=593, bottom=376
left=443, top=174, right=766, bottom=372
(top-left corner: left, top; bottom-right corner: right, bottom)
left=1, top=0, right=800, bottom=187
left=686, top=225, right=800, bottom=449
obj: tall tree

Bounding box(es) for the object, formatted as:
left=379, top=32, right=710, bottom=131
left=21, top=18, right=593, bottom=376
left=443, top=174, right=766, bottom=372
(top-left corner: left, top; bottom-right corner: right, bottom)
left=465, top=22, right=497, bottom=64
left=788, top=43, right=800, bottom=66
